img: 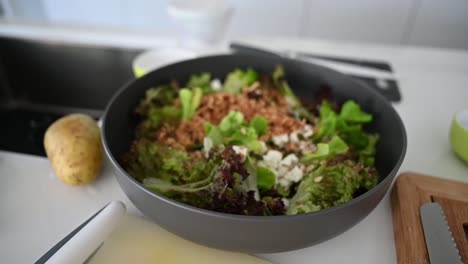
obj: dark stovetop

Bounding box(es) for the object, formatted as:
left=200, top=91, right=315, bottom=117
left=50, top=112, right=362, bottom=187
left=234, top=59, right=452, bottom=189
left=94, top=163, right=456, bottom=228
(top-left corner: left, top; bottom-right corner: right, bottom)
left=0, top=36, right=141, bottom=156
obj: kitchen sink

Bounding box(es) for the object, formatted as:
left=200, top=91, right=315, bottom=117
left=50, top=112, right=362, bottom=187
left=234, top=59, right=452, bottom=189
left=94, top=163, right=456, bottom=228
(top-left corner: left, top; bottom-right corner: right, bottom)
left=0, top=36, right=142, bottom=156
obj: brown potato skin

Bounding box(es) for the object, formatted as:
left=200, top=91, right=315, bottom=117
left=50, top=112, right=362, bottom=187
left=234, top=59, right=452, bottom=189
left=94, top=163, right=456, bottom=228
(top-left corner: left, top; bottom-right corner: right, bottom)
left=44, top=114, right=103, bottom=185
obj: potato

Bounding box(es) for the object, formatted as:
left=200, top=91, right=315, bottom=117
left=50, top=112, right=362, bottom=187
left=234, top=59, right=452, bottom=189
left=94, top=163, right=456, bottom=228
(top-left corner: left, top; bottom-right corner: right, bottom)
left=44, top=113, right=103, bottom=185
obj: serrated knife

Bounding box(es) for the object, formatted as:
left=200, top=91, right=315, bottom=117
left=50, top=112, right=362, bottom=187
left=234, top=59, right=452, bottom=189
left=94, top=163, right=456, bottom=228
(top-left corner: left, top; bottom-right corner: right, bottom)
left=420, top=202, right=462, bottom=264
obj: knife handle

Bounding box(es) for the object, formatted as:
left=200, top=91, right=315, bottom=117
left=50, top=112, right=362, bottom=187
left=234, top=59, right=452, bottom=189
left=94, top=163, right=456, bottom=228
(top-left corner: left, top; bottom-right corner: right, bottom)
left=35, top=201, right=126, bottom=264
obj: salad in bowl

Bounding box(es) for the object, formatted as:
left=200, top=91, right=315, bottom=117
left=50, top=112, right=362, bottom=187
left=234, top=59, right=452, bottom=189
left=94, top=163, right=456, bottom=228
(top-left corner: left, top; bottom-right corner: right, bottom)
left=123, top=66, right=379, bottom=216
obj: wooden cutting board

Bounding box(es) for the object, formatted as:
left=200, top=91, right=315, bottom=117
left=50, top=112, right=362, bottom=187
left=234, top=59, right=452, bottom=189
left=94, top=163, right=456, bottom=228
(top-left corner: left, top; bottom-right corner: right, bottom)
left=391, top=172, right=468, bottom=264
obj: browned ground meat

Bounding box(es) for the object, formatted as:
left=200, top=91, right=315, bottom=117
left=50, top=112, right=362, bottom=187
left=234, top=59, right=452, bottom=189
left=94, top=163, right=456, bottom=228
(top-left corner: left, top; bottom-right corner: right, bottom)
left=154, top=86, right=304, bottom=149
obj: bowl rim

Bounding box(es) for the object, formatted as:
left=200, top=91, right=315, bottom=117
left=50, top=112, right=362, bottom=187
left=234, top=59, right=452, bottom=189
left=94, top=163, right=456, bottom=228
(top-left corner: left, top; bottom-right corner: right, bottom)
left=102, top=53, right=407, bottom=221
left=455, top=108, right=468, bottom=131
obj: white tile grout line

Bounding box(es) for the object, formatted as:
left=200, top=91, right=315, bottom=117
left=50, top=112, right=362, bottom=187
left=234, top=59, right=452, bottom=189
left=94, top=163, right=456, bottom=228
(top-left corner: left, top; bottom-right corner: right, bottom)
left=400, top=0, right=422, bottom=46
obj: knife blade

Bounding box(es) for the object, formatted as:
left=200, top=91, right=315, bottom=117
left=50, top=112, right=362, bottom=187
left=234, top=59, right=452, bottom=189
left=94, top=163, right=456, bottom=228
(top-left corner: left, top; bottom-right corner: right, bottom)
left=419, top=202, right=462, bottom=264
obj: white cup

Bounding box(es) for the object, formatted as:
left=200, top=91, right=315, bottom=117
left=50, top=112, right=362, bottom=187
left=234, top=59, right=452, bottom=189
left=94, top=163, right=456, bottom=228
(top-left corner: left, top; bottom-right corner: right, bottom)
left=168, top=0, right=234, bottom=48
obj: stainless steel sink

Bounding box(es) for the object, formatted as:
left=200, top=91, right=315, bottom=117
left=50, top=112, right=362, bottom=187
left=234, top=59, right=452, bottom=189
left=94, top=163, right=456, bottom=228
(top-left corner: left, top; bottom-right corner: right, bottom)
left=0, top=36, right=142, bottom=156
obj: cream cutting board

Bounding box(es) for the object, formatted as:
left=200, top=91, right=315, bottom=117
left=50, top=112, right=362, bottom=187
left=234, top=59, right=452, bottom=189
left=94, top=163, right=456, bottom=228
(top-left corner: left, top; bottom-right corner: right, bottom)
left=89, top=215, right=270, bottom=264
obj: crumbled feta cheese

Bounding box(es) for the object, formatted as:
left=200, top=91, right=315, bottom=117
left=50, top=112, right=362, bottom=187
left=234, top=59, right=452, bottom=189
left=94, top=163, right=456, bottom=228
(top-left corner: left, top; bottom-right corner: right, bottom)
left=289, top=131, right=299, bottom=142
left=232, top=145, right=248, bottom=162
left=272, top=134, right=289, bottom=147
left=282, top=198, right=290, bottom=207
left=203, top=137, right=213, bottom=158
left=262, top=150, right=283, bottom=167
left=210, top=79, right=222, bottom=91
left=280, top=154, right=298, bottom=167
left=298, top=140, right=317, bottom=155
left=298, top=141, right=307, bottom=148
left=277, top=166, right=289, bottom=177
left=302, top=125, right=314, bottom=138
left=258, top=150, right=304, bottom=188
left=314, top=176, right=323, bottom=183
left=284, top=166, right=303, bottom=183
left=278, top=178, right=290, bottom=187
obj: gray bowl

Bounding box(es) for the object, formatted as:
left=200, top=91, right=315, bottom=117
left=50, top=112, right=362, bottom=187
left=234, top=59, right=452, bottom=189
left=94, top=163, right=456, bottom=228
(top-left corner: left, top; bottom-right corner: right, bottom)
left=102, top=54, right=406, bottom=253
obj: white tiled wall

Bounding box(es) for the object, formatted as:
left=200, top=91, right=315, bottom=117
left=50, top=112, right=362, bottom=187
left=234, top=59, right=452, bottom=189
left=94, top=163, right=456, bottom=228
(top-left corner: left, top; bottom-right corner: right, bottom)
left=119, top=0, right=173, bottom=33
left=4, top=0, right=468, bottom=50
left=42, top=0, right=306, bottom=38
left=44, top=0, right=173, bottom=33
left=43, top=0, right=124, bottom=27
left=300, top=0, right=415, bottom=45
left=224, top=0, right=304, bottom=37
left=406, top=0, right=468, bottom=50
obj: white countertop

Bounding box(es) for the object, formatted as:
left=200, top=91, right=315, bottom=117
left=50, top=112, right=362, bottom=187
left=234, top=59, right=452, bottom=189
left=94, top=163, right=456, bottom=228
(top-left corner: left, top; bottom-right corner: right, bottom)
left=1, top=27, right=468, bottom=264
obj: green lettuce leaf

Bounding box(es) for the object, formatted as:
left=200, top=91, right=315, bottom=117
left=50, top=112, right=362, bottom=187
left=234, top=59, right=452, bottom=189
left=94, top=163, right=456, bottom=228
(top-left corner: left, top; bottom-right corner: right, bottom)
left=328, top=134, right=349, bottom=155
left=179, top=87, right=203, bottom=120
left=314, top=99, right=374, bottom=141
left=123, top=140, right=215, bottom=184
left=301, top=135, right=349, bottom=163
left=313, top=100, right=338, bottom=140
left=287, top=160, right=378, bottom=215
left=250, top=116, right=268, bottom=136
left=205, top=123, right=223, bottom=146
left=256, top=166, right=276, bottom=190
left=358, top=134, right=379, bottom=166
left=219, top=111, right=245, bottom=134
left=205, top=111, right=267, bottom=153
left=312, top=100, right=379, bottom=166
left=302, top=143, right=330, bottom=162
left=134, top=83, right=182, bottom=136
left=223, top=68, right=258, bottom=94
left=134, top=84, right=179, bottom=116
left=148, top=105, right=181, bottom=126
left=186, top=72, right=212, bottom=94
left=339, top=100, right=372, bottom=123
left=141, top=147, right=285, bottom=216
left=136, top=105, right=181, bottom=138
